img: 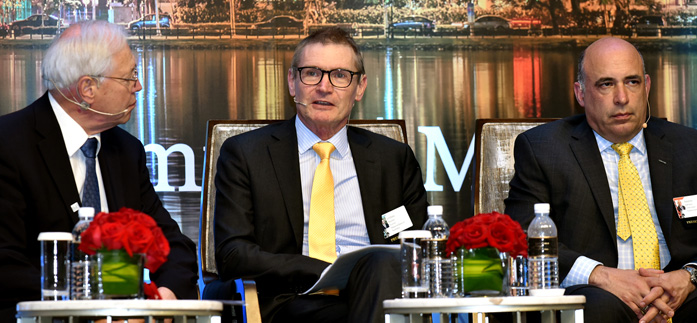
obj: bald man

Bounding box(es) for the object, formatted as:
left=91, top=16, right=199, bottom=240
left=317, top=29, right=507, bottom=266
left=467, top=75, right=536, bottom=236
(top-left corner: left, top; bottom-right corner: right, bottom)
left=505, top=37, right=697, bottom=322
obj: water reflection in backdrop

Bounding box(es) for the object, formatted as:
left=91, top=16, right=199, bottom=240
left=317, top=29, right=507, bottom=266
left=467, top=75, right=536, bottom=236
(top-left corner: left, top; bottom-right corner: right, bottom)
left=1, top=45, right=695, bottom=245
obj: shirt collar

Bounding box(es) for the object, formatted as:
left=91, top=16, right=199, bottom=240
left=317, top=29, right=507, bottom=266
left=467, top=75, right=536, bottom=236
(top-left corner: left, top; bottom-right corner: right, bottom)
left=593, top=129, right=646, bottom=156
left=48, top=92, right=101, bottom=157
left=295, top=116, right=349, bottom=158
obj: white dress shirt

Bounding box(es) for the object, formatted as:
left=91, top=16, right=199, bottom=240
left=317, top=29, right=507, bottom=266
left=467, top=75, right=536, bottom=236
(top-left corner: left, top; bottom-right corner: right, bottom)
left=48, top=92, right=109, bottom=213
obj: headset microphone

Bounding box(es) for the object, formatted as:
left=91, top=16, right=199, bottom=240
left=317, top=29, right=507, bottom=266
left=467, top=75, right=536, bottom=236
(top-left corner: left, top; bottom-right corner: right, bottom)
left=50, top=79, right=132, bottom=117
left=80, top=104, right=132, bottom=117
left=643, top=101, right=651, bottom=129
left=293, top=97, right=308, bottom=107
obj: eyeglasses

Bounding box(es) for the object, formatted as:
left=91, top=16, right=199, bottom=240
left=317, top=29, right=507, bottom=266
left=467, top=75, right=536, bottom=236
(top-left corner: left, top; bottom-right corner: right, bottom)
left=90, top=68, right=139, bottom=88
left=295, top=67, right=360, bottom=88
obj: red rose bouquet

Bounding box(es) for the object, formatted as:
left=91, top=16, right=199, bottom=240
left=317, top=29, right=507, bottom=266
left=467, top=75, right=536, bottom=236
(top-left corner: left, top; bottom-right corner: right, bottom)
left=79, top=207, right=170, bottom=272
left=445, top=211, right=527, bottom=257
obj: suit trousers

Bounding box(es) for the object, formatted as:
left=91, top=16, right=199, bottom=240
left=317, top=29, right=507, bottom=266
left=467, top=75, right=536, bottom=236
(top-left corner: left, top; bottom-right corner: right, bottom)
left=273, top=250, right=401, bottom=323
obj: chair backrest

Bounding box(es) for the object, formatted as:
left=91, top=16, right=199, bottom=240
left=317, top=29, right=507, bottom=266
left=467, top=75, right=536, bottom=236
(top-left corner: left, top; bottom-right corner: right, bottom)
left=473, top=118, right=557, bottom=216
left=199, top=119, right=409, bottom=283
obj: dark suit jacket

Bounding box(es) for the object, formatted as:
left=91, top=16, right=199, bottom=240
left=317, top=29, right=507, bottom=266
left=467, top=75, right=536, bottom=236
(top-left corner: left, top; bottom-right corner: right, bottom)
left=505, top=114, right=697, bottom=281
left=0, top=93, right=198, bottom=319
left=213, top=117, right=428, bottom=320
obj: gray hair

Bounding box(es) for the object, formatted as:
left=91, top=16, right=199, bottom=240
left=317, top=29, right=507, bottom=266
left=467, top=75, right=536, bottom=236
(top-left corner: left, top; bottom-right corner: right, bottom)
left=291, top=27, right=365, bottom=75
left=576, top=44, right=647, bottom=92
left=42, top=20, right=129, bottom=90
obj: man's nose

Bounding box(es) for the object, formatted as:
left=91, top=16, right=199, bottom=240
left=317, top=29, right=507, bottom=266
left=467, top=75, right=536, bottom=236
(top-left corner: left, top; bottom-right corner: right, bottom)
left=134, top=78, right=143, bottom=92
left=614, top=84, right=629, bottom=105
left=316, top=73, right=334, bottom=93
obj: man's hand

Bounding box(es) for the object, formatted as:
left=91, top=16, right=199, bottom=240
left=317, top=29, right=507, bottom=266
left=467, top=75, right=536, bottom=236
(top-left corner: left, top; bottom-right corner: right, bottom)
left=157, top=286, right=178, bottom=300
left=640, top=268, right=695, bottom=314
left=589, top=266, right=664, bottom=318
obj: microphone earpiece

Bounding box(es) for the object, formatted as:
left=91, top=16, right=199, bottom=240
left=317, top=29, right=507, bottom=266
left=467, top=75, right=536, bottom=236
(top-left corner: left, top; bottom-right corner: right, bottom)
left=293, top=97, right=308, bottom=107
left=643, top=101, right=651, bottom=129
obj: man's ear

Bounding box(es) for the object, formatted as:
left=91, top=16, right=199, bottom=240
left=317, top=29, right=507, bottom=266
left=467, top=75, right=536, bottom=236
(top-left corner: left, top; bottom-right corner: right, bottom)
left=287, top=68, right=296, bottom=97
left=573, top=82, right=585, bottom=108
left=77, top=76, right=98, bottom=104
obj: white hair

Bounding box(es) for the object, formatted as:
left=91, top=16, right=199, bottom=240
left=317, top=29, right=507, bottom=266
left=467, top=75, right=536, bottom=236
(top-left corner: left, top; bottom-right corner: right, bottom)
left=42, top=20, right=129, bottom=90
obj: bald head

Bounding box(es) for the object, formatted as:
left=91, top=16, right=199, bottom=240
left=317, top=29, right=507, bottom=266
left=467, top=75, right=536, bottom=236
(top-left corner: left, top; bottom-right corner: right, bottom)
left=577, top=37, right=646, bottom=91
left=572, top=37, right=651, bottom=144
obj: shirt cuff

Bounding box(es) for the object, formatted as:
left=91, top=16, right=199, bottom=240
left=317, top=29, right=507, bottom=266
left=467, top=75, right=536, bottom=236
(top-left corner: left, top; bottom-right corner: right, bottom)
left=560, top=256, right=602, bottom=288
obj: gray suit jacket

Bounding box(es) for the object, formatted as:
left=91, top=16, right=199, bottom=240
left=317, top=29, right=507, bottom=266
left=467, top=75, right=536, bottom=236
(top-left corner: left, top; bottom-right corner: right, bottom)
left=505, top=114, right=697, bottom=280
left=213, top=117, right=427, bottom=319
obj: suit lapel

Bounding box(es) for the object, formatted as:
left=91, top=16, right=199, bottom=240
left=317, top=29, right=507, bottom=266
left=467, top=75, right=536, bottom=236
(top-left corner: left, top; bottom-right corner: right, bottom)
left=348, top=127, right=385, bottom=243
left=98, top=129, right=125, bottom=211
left=569, top=121, right=617, bottom=242
left=644, top=124, right=673, bottom=244
left=34, top=94, right=81, bottom=221
left=268, top=119, right=305, bottom=250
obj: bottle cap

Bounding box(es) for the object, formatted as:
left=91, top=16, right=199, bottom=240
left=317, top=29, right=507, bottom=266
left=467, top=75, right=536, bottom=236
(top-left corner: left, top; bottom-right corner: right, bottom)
left=399, top=230, right=432, bottom=240
left=427, top=205, right=443, bottom=216
left=37, top=232, right=73, bottom=241
left=534, top=203, right=550, bottom=214
left=78, top=207, right=95, bottom=220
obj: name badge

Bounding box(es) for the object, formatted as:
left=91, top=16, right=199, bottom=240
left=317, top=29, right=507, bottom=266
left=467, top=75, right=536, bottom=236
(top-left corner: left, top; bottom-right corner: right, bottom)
left=382, top=205, right=413, bottom=241
left=673, top=195, right=697, bottom=225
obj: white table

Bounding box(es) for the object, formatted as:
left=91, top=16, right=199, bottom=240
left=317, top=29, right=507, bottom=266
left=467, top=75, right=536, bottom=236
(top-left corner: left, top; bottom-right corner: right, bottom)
left=384, top=295, right=585, bottom=323
left=16, top=300, right=225, bottom=323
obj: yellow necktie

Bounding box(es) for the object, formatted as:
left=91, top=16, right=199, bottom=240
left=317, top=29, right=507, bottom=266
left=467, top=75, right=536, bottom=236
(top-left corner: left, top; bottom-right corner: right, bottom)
left=612, top=143, right=660, bottom=270
left=309, top=142, right=337, bottom=263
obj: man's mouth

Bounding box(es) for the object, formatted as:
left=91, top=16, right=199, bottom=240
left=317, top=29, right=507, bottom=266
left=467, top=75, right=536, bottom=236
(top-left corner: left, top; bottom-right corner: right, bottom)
left=313, top=100, right=334, bottom=106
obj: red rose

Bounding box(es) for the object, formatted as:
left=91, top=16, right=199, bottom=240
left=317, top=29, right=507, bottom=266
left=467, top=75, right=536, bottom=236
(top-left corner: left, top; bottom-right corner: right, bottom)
left=105, top=210, right=130, bottom=225
left=461, top=223, right=489, bottom=250
left=124, top=222, right=155, bottom=256
left=78, top=208, right=170, bottom=272
left=79, top=224, right=102, bottom=254
left=472, top=213, right=495, bottom=225
left=130, top=212, right=158, bottom=229
left=487, top=221, right=516, bottom=253
left=100, top=222, right=126, bottom=250
left=144, top=227, right=169, bottom=272
left=144, top=282, right=162, bottom=299
left=446, top=212, right=528, bottom=257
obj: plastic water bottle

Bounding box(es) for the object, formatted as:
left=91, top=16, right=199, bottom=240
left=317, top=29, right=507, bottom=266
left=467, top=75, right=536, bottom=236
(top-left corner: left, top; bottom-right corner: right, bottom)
left=423, top=205, right=452, bottom=297
left=527, top=203, right=560, bottom=290
left=70, top=207, right=95, bottom=300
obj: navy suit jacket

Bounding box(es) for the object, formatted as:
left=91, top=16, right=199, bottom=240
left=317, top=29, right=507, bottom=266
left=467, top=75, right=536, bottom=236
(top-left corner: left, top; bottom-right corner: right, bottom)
left=0, top=93, right=198, bottom=320
left=505, top=114, right=697, bottom=281
left=213, top=117, right=428, bottom=320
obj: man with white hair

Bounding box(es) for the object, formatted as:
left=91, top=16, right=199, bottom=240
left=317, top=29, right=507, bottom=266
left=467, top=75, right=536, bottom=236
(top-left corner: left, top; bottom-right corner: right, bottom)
left=0, top=21, right=198, bottom=321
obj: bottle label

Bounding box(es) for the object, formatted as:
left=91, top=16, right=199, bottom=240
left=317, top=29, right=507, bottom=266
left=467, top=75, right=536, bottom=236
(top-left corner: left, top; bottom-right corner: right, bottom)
left=528, top=237, right=558, bottom=257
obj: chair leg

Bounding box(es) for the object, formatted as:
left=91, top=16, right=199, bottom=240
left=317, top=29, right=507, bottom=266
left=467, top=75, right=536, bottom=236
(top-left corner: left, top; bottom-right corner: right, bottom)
left=242, top=279, right=262, bottom=323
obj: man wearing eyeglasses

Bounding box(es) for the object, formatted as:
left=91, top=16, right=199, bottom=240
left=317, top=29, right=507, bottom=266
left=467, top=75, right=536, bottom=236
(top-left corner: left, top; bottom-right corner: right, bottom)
left=211, top=27, right=428, bottom=322
left=0, top=21, right=198, bottom=321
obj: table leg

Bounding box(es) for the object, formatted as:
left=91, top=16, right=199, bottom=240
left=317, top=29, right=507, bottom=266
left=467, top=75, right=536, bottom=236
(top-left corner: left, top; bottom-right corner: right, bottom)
left=559, top=308, right=583, bottom=323
left=385, top=314, right=405, bottom=323
left=540, top=310, right=556, bottom=323
left=472, top=313, right=486, bottom=323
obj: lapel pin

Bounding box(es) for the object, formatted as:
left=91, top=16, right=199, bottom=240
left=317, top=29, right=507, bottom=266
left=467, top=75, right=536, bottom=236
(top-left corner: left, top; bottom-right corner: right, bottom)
left=70, top=203, right=80, bottom=212
left=658, top=159, right=667, bottom=165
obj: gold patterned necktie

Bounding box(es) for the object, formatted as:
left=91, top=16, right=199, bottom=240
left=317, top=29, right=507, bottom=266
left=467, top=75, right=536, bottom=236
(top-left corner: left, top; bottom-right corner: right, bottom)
left=309, top=142, right=337, bottom=263
left=612, top=142, right=660, bottom=270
